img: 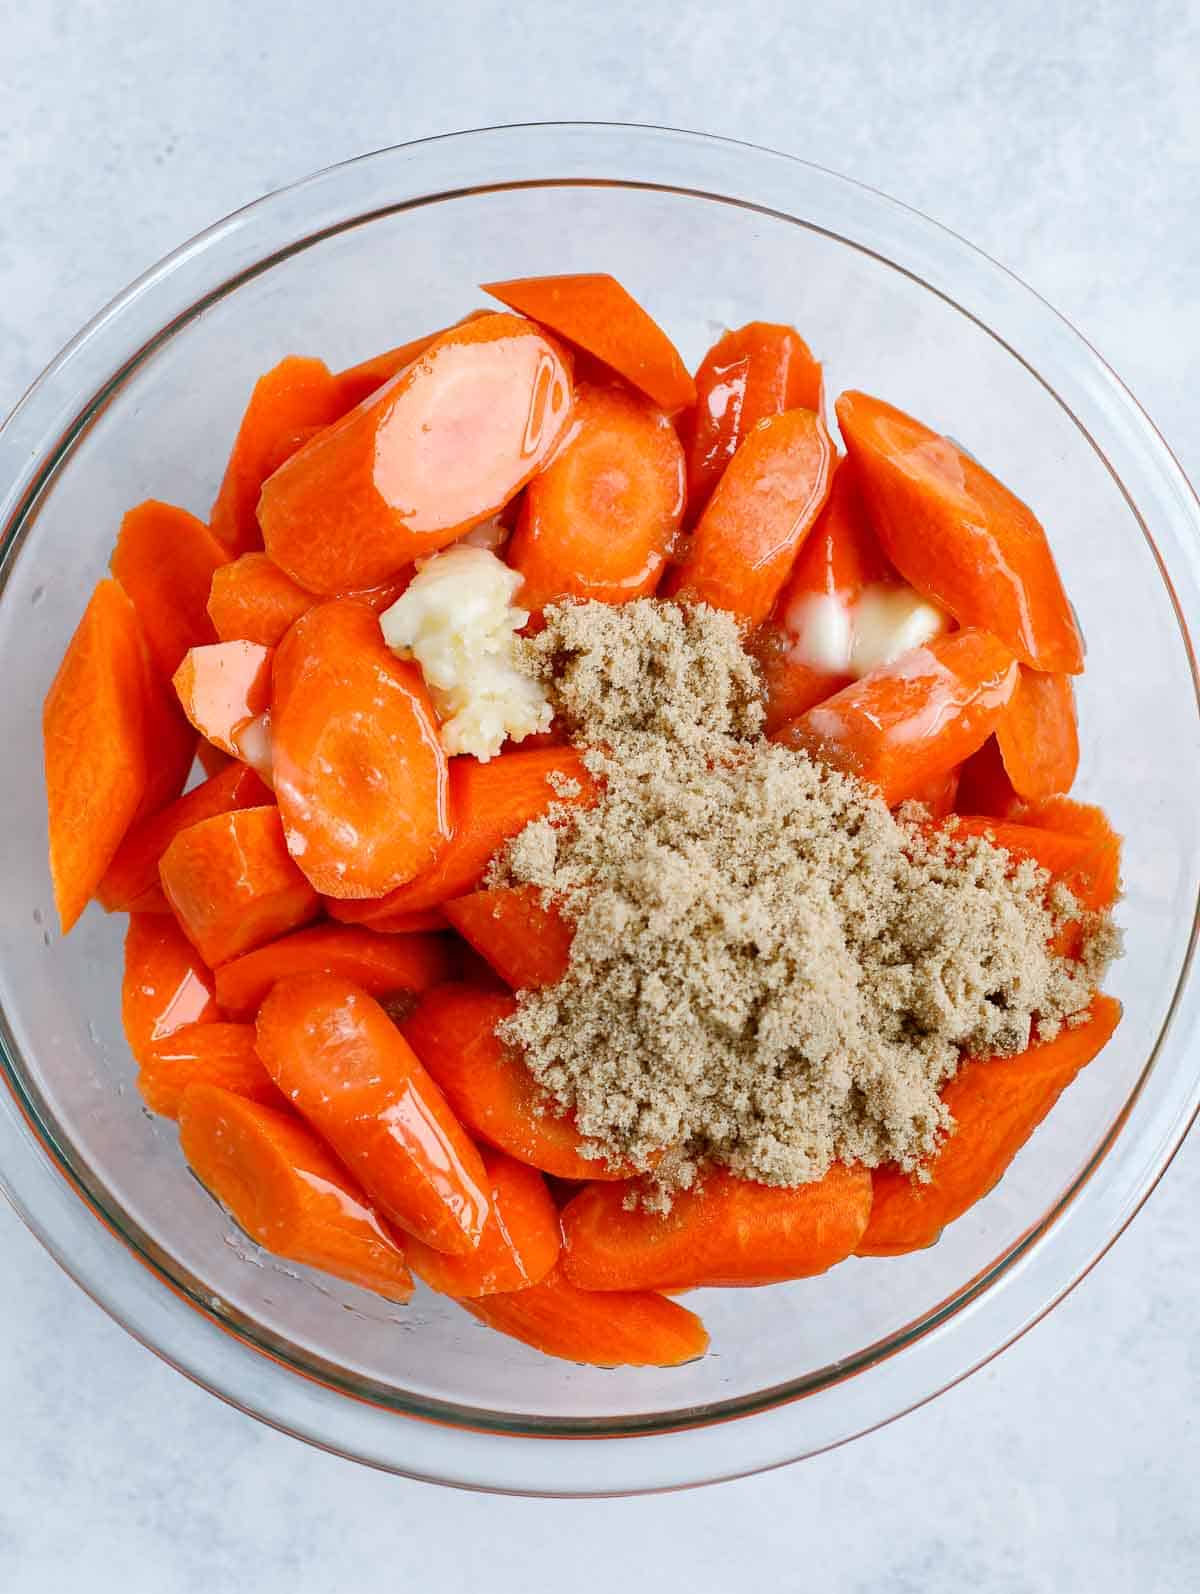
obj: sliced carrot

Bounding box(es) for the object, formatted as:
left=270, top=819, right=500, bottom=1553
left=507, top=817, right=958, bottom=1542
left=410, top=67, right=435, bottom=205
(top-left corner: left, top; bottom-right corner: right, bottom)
left=404, top=1147, right=560, bottom=1298
left=754, top=461, right=889, bottom=732
left=955, top=736, right=1021, bottom=818
left=324, top=903, right=449, bottom=934
left=43, top=580, right=150, bottom=930
left=773, top=629, right=1019, bottom=806
left=255, top=974, right=490, bottom=1255
left=173, top=641, right=273, bottom=756
left=110, top=500, right=230, bottom=676
left=945, top=817, right=1120, bottom=912
left=330, top=746, right=597, bottom=923
left=271, top=599, right=450, bottom=898
left=443, top=885, right=574, bottom=990
left=682, top=322, right=823, bottom=521
left=331, top=311, right=492, bottom=412
left=857, top=994, right=1123, bottom=1256
left=904, top=767, right=960, bottom=820
left=135, top=647, right=199, bottom=821
left=460, top=1262, right=708, bottom=1367
left=996, top=668, right=1080, bottom=800
left=159, top=806, right=319, bottom=966
left=196, top=740, right=231, bottom=778
left=209, top=355, right=344, bottom=556
left=836, top=391, right=1084, bottom=673
left=207, top=553, right=315, bottom=647
left=179, top=1083, right=414, bottom=1302
left=507, top=383, right=685, bottom=611
left=138, top=1021, right=286, bottom=1119
left=482, top=273, right=695, bottom=412
left=98, top=762, right=272, bottom=913
left=214, top=923, right=454, bottom=1018
left=1015, top=794, right=1122, bottom=854
left=122, top=911, right=217, bottom=1065
left=561, top=1164, right=872, bottom=1290
left=401, top=984, right=631, bottom=1181
left=663, top=408, right=836, bottom=626
left=259, top=314, right=574, bottom=594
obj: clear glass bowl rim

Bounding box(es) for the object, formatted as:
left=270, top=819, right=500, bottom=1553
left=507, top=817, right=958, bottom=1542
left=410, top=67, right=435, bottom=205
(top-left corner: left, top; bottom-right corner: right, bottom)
left=1, top=121, right=1199, bottom=1496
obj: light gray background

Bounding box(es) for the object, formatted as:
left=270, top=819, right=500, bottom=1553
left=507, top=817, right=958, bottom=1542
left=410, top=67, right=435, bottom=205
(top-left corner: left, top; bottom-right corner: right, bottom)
left=3, top=2, right=1198, bottom=1589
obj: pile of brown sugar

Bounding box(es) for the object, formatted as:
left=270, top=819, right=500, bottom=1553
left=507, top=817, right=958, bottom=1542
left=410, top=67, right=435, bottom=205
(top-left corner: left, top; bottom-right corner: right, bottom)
left=500, top=599, right=1117, bottom=1200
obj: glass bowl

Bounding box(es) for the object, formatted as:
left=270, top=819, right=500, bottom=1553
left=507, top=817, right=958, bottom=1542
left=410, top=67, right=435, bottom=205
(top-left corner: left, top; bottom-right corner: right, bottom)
left=1, top=123, right=1198, bottom=1498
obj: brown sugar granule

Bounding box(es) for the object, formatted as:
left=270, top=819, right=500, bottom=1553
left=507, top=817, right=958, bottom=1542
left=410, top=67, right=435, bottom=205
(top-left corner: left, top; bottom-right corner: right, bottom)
left=496, top=599, right=1118, bottom=1199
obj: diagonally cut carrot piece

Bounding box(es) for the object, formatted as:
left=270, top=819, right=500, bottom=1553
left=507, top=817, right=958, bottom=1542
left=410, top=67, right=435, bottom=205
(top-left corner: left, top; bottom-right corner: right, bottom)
left=561, top=1164, right=873, bottom=1290
left=209, top=355, right=345, bottom=556
left=213, top=924, right=455, bottom=1018
left=836, top=391, right=1084, bottom=673
left=179, top=1083, right=414, bottom=1302
left=443, top=885, right=574, bottom=990
left=328, top=746, right=597, bottom=925
left=173, top=641, right=273, bottom=756
left=271, top=599, right=450, bottom=899
left=138, top=1021, right=286, bottom=1119
left=256, top=974, right=490, bottom=1255
left=401, top=983, right=632, bottom=1181
left=403, top=1147, right=560, bottom=1299
left=43, top=580, right=150, bottom=930
left=331, top=310, right=493, bottom=412
left=681, top=321, right=823, bottom=522
left=98, top=761, right=272, bottom=913
left=995, top=667, right=1079, bottom=800
left=206, top=553, right=316, bottom=647
left=110, top=500, right=230, bottom=676
left=482, top=273, right=696, bottom=412
left=955, top=735, right=1021, bottom=819
left=507, top=383, right=685, bottom=612
left=159, top=806, right=319, bottom=967
left=663, top=407, right=835, bottom=627
left=259, top=315, right=574, bottom=595
left=857, top=994, right=1122, bottom=1256
left=122, top=912, right=217, bottom=1065
left=945, top=816, right=1120, bottom=912
left=773, top=629, right=1019, bottom=806
left=460, top=1262, right=708, bottom=1367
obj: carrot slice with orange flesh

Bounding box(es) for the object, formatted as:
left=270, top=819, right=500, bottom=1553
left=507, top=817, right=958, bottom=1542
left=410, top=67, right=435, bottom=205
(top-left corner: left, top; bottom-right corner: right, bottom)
left=98, top=762, right=273, bottom=913
left=836, top=391, right=1084, bottom=673
left=682, top=322, right=823, bottom=522
left=255, top=974, right=490, bottom=1255
left=179, top=1083, right=414, bottom=1302
left=995, top=668, right=1079, bottom=800
left=159, top=806, right=319, bottom=967
left=404, top=1147, right=560, bottom=1298
left=857, top=994, right=1123, bottom=1256
left=259, top=314, right=574, bottom=595
left=331, top=310, right=493, bottom=412
left=138, top=1021, right=287, bottom=1119
left=122, top=912, right=217, bottom=1064
left=173, top=641, right=273, bottom=756
left=209, top=355, right=345, bottom=556
left=945, top=816, right=1120, bottom=912
left=270, top=599, right=450, bottom=899
left=43, top=580, right=151, bottom=930
left=214, top=924, right=455, bottom=1018
left=135, top=650, right=199, bottom=821
left=663, top=408, right=836, bottom=627
left=460, top=1262, right=708, bottom=1368
left=207, top=553, right=316, bottom=647
left=955, top=736, right=1021, bottom=819
left=330, top=746, right=597, bottom=924
left=482, top=273, right=695, bottom=413
left=195, top=741, right=231, bottom=778
left=561, top=1164, right=872, bottom=1291
left=110, top=500, right=230, bottom=676
left=904, top=767, right=960, bottom=820
left=753, top=461, right=890, bottom=732
left=507, top=383, right=685, bottom=611
left=773, top=629, right=1019, bottom=806
left=444, top=886, right=574, bottom=990
left=401, top=983, right=632, bottom=1181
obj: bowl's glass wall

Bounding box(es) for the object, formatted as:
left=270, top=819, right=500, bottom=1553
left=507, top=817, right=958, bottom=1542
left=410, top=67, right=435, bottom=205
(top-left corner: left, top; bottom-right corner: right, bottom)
left=0, top=135, right=1197, bottom=1479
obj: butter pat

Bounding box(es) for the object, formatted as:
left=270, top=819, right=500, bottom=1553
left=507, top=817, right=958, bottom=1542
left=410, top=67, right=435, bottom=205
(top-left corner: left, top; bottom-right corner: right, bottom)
left=785, top=582, right=949, bottom=679
left=379, top=544, right=551, bottom=761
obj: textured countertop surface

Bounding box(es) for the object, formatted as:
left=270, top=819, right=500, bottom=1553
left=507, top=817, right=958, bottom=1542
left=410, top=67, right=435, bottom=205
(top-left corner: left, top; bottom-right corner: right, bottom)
left=3, top=2, right=1199, bottom=1589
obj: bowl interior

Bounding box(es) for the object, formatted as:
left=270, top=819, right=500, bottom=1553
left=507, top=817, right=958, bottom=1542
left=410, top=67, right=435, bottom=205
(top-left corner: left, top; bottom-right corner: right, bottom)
left=1, top=147, right=1197, bottom=1450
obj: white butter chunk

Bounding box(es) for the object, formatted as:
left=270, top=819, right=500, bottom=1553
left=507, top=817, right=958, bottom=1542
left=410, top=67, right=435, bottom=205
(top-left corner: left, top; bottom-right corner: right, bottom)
left=379, top=544, right=551, bottom=761
left=786, top=582, right=949, bottom=679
